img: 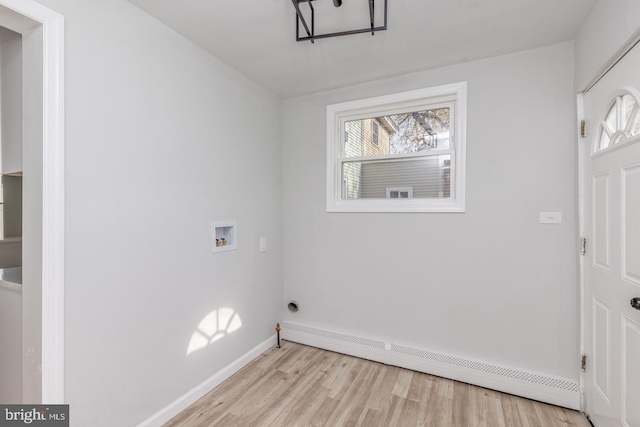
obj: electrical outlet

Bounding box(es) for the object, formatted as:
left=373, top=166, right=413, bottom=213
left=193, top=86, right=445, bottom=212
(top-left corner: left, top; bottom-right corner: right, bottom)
left=539, top=212, right=562, bottom=224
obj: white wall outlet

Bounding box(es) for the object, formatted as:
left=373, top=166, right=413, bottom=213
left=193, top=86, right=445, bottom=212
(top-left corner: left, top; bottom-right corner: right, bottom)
left=539, top=212, right=562, bottom=224
left=259, top=237, right=267, bottom=252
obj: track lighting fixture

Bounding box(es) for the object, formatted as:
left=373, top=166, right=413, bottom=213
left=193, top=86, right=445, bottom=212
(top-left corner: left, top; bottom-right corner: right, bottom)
left=291, top=0, right=387, bottom=43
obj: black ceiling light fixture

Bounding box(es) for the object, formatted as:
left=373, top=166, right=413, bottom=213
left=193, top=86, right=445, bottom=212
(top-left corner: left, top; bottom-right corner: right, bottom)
left=291, top=0, right=387, bottom=43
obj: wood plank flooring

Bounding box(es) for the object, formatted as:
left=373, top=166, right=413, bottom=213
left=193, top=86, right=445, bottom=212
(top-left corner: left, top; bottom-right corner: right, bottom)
left=164, top=341, right=591, bottom=427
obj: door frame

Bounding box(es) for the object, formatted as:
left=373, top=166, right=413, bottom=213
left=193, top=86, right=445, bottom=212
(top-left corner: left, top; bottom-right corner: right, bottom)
left=0, top=0, right=65, bottom=403
left=577, top=28, right=640, bottom=413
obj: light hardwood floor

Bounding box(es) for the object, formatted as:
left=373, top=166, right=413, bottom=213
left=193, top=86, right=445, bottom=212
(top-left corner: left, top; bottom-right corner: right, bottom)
left=164, top=341, right=591, bottom=427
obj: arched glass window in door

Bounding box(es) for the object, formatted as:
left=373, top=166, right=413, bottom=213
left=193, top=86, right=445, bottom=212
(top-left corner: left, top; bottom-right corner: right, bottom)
left=595, top=91, right=640, bottom=153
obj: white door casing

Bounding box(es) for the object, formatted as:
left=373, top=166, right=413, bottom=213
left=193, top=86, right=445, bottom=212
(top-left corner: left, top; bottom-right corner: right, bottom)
left=0, top=0, right=65, bottom=403
left=583, top=41, right=640, bottom=427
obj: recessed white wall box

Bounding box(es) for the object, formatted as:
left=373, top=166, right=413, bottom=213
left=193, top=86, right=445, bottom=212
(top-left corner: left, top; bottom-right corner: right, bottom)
left=212, top=221, right=237, bottom=253
left=539, top=212, right=562, bottom=224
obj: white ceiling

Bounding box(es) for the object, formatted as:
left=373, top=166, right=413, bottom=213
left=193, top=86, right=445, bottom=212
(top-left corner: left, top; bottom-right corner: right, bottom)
left=127, top=0, right=597, bottom=98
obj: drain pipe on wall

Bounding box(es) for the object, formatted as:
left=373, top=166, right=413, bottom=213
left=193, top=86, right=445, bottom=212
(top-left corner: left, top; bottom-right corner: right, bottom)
left=277, top=301, right=300, bottom=349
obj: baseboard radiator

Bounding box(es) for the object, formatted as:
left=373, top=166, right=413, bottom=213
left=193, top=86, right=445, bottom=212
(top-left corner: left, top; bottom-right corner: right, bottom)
left=280, top=322, right=580, bottom=410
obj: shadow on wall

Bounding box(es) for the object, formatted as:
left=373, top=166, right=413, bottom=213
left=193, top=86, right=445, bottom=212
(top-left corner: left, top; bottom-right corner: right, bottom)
left=187, top=308, right=242, bottom=355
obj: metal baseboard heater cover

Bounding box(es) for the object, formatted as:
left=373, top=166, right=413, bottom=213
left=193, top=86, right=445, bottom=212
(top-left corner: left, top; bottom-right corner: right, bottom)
left=280, top=322, right=580, bottom=410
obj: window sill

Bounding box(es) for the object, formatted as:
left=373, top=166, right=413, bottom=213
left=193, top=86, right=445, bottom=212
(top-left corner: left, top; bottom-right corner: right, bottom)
left=326, top=198, right=465, bottom=213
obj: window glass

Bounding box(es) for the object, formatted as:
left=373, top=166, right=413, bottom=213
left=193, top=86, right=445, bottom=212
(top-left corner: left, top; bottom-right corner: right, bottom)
left=595, top=91, right=640, bottom=154
left=604, top=102, right=616, bottom=132
left=341, top=154, right=451, bottom=200
left=622, top=94, right=640, bottom=138
left=598, top=131, right=611, bottom=151
left=391, top=108, right=450, bottom=152
left=341, top=107, right=452, bottom=201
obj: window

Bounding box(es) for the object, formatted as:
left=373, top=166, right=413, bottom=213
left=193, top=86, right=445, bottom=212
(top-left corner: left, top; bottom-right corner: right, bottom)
left=372, top=121, right=379, bottom=146
left=594, top=90, right=640, bottom=154
left=326, top=82, right=467, bottom=212
left=386, top=187, right=413, bottom=199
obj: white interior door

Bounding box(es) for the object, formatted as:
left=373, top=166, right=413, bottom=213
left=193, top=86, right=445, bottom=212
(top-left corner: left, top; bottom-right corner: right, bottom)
left=583, top=41, right=640, bottom=427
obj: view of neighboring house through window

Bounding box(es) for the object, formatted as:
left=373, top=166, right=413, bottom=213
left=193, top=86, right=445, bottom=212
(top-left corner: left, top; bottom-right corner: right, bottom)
left=343, top=108, right=451, bottom=200
left=327, top=82, right=467, bottom=212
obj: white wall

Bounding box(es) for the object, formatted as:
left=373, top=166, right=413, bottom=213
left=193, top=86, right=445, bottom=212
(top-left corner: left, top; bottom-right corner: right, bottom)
left=0, top=284, right=22, bottom=403
left=32, top=0, right=283, bottom=425
left=575, top=0, right=640, bottom=89
left=0, top=25, right=22, bottom=175
left=283, top=42, right=580, bottom=380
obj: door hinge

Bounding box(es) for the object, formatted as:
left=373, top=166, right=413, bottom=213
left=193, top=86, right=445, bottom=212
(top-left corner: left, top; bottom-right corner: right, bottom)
left=580, top=238, right=587, bottom=256
left=580, top=120, right=586, bottom=138
left=581, top=355, right=587, bottom=372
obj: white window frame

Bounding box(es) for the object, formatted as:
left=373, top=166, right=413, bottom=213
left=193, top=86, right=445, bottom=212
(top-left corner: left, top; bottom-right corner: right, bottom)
left=326, top=82, right=467, bottom=213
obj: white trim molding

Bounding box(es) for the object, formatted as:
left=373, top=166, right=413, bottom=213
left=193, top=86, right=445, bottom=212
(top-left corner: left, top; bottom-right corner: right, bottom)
left=576, top=92, right=587, bottom=412
left=0, top=0, right=65, bottom=404
left=580, top=29, right=640, bottom=93
left=281, top=323, right=581, bottom=411
left=137, top=335, right=277, bottom=427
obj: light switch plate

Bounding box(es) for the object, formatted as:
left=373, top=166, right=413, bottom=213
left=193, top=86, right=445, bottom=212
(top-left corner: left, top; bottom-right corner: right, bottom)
left=539, top=212, right=562, bottom=224
left=259, top=237, right=267, bottom=252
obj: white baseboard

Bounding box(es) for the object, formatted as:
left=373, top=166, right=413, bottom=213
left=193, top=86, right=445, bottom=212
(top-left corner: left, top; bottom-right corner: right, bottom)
left=281, top=323, right=581, bottom=410
left=137, top=334, right=276, bottom=427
